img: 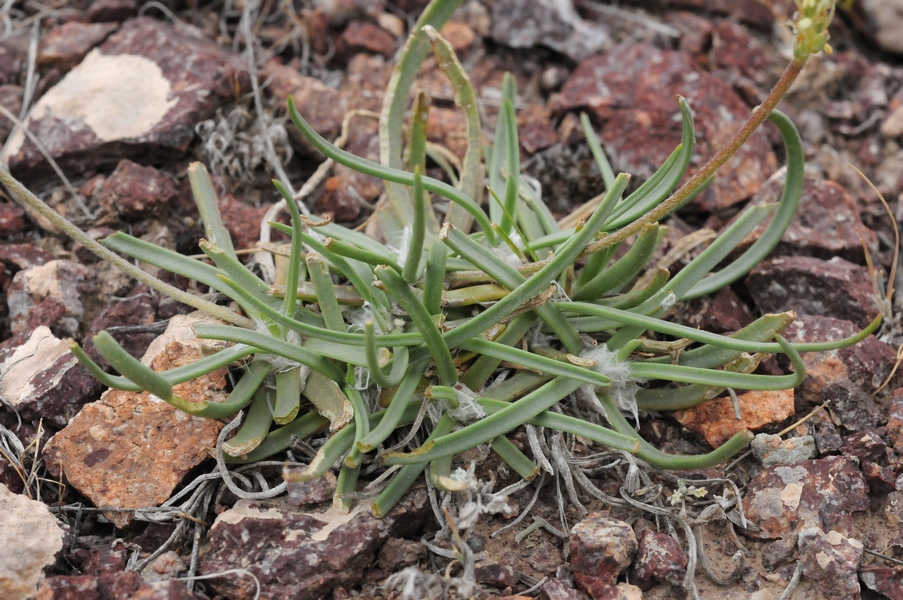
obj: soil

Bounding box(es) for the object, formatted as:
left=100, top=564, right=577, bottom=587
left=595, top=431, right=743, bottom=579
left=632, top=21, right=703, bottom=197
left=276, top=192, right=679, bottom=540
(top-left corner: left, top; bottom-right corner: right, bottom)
left=1, top=1, right=903, bottom=599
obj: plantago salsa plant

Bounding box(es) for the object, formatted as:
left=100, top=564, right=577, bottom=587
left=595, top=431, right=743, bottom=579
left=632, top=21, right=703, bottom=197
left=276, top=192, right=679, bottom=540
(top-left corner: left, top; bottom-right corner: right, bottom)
left=0, top=0, right=874, bottom=517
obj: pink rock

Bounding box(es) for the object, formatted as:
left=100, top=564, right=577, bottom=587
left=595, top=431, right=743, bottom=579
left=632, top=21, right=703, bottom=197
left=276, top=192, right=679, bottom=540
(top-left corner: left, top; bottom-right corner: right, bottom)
left=337, top=22, right=396, bottom=57
left=7, top=259, right=90, bottom=338
left=569, top=513, right=638, bottom=600
left=38, top=22, right=118, bottom=72
left=95, top=159, right=177, bottom=220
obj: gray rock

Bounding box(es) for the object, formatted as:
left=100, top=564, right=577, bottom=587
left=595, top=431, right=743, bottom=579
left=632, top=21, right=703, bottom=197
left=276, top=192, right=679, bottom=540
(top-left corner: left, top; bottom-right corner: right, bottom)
left=0, top=482, right=65, bottom=599
left=489, top=0, right=609, bottom=61
left=752, top=434, right=817, bottom=467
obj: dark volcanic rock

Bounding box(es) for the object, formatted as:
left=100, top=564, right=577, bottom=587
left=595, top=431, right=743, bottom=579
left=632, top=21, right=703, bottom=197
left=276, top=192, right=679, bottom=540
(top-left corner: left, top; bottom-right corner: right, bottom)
left=35, top=571, right=202, bottom=599
left=747, top=256, right=876, bottom=328
left=216, top=194, right=269, bottom=251
left=2, top=17, right=250, bottom=180
left=37, top=22, right=118, bottom=72
left=95, top=159, right=177, bottom=220
left=840, top=431, right=887, bottom=464
left=743, top=456, right=869, bottom=540
left=198, top=490, right=430, bottom=599
left=569, top=513, right=637, bottom=600
left=87, top=0, right=139, bottom=22
left=672, top=286, right=753, bottom=334
left=551, top=42, right=776, bottom=210
left=627, top=529, right=687, bottom=590
left=798, top=527, right=863, bottom=600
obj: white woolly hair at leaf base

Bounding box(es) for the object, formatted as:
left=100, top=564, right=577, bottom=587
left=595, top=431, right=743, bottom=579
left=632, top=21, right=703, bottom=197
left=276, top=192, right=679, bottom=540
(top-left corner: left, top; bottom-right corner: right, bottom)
left=427, top=383, right=486, bottom=425
left=345, top=302, right=383, bottom=333
left=395, top=224, right=413, bottom=267
left=579, top=342, right=644, bottom=426
left=449, top=463, right=514, bottom=532
left=490, top=233, right=525, bottom=267
left=351, top=365, right=372, bottom=391
left=660, top=292, right=678, bottom=310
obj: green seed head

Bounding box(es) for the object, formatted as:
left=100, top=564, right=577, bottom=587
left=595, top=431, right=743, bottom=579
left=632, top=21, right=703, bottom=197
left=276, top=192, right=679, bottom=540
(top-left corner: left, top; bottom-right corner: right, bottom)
left=791, top=0, right=837, bottom=60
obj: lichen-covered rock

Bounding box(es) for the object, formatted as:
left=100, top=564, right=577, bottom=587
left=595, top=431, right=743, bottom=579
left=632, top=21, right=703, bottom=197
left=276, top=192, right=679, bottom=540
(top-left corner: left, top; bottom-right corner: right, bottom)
left=2, top=17, right=250, bottom=179
left=198, top=489, right=431, bottom=599
left=840, top=431, right=888, bottom=464
left=747, top=256, right=876, bottom=329
left=0, top=326, right=102, bottom=427
left=798, top=527, right=863, bottom=600
left=751, top=434, right=817, bottom=467
left=42, top=313, right=227, bottom=528
left=860, top=566, right=903, bottom=599
left=489, top=0, right=609, bottom=61
left=627, top=528, right=687, bottom=591
left=551, top=42, right=776, bottom=211
left=743, top=456, right=868, bottom=540
left=35, top=571, right=202, bottom=599
left=569, top=513, right=638, bottom=600
left=673, top=389, right=795, bottom=449
left=0, top=482, right=65, bottom=599
left=7, top=259, right=90, bottom=338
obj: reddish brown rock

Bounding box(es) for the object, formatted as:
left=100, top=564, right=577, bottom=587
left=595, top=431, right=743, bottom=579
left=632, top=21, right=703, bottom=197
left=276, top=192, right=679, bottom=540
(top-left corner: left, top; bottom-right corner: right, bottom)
left=743, top=456, right=869, bottom=540
left=38, top=22, right=118, bottom=72
left=426, top=107, right=469, bottom=161
left=760, top=538, right=795, bottom=571
left=0, top=203, right=25, bottom=239
left=841, top=431, right=888, bottom=464
left=861, top=461, right=896, bottom=493
left=0, top=84, right=23, bottom=143
left=199, top=490, right=430, bottom=600
left=83, top=283, right=158, bottom=365
left=95, top=159, right=177, bottom=220
left=216, top=194, right=268, bottom=251
left=35, top=571, right=202, bottom=600
left=551, top=42, right=776, bottom=211
left=736, top=173, right=878, bottom=263
left=0, top=326, right=102, bottom=428
left=813, top=414, right=843, bottom=455
left=798, top=527, right=863, bottom=600
left=518, top=104, right=559, bottom=155
left=3, top=18, right=250, bottom=180
left=627, top=529, right=687, bottom=591
left=340, top=53, right=392, bottom=113
left=439, top=21, right=478, bottom=53
left=475, top=564, right=518, bottom=589
left=0, top=243, right=52, bottom=273
left=672, top=286, right=753, bottom=334
left=337, top=22, right=396, bottom=57
left=489, top=0, right=610, bottom=61
left=42, top=314, right=227, bottom=528
left=87, top=0, right=138, bottom=22
left=673, top=389, right=795, bottom=449
left=710, top=19, right=777, bottom=87
left=7, top=259, right=90, bottom=337
left=286, top=470, right=336, bottom=506
left=569, top=513, right=638, bottom=600
left=643, top=0, right=774, bottom=27
left=264, top=61, right=346, bottom=145
left=747, top=256, right=877, bottom=329
left=72, top=227, right=116, bottom=264
left=860, top=566, right=903, bottom=599
left=75, top=543, right=127, bottom=576
left=313, top=175, right=364, bottom=222
left=888, top=389, right=903, bottom=454
left=377, top=537, right=427, bottom=572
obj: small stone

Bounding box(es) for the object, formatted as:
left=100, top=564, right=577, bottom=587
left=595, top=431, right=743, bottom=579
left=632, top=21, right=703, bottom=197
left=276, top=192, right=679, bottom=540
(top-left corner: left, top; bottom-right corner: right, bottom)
left=95, top=160, right=177, bottom=220
left=569, top=513, right=638, bottom=600
left=0, top=482, right=65, bottom=600
left=518, top=104, right=559, bottom=155
left=0, top=203, right=25, bottom=239
left=798, top=527, right=863, bottom=600
left=142, top=551, right=186, bottom=583
left=0, top=326, right=102, bottom=428
left=840, top=431, right=887, bottom=463
left=8, top=259, right=90, bottom=338
left=0, top=84, right=23, bottom=143
left=860, top=566, right=903, bottom=599
left=0, top=39, right=24, bottom=86
left=425, top=107, right=469, bottom=161
left=337, top=22, right=396, bottom=57
left=42, top=314, right=228, bottom=528
left=747, top=256, right=877, bottom=329
left=627, top=529, right=687, bottom=590
left=672, top=286, right=754, bottom=334
left=850, top=0, right=903, bottom=54
left=489, top=0, right=609, bottom=61
left=199, top=491, right=430, bottom=599
left=743, top=456, right=868, bottom=540
left=670, top=11, right=714, bottom=60
left=710, top=20, right=776, bottom=86
left=530, top=541, right=563, bottom=576
left=216, top=194, right=268, bottom=251
left=673, top=389, right=795, bottom=449
left=760, top=538, right=795, bottom=571
left=286, top=469, right=337, bottom=505
left=881, top=103, right=903, bottom=138
left=378, top=538, right=427, bottom=572
left=551, top=42, right=776, bottom=211
left=886, top=491, right=903, bottom=526
left=887, top=390, right=903, bottom=454
left=35, top=571, right=202, bottom=599
left=861, top=461, right=896, bottom=494
left=736, top=173, right=878, bottom=263
left=439, top=21, right=477, bottom=53
left=2, top=18, right=250, bottom=180
left=87, top=0, right=138, bottom=22
left=339, top=53, right=392, bottom=113
left=38, top=22, right=118, bottom=72
left=313, top=175, right=365, bottom=222
left=475, top=564, right=518, bottom=589
left=0, top=244, right=52, bottom=274
left=541, top=578, right=589, bottom=600
left=263, top=61, right=346, bottom=146
left=813, top=414, right=843, bottom=455
left=76, top=543, right=127, bottom=576
left=751, top=434, right=817, bottom=467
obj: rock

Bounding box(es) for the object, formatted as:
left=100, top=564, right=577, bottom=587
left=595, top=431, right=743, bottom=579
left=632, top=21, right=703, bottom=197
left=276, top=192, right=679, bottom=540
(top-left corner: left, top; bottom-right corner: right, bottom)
left=673, top=389, right=795, bottom=449
left=426, top=107, right=470, bottom=161
left=861, top=461, right=896, bottom=494
left=142, top=551, right=186, bottom=583
left=551, top=42, right=776, bottom=211
left=0, top=243, right=52, bottom=274
left=813, top=413, right=843, bottom=455
left=0, top=39, right=24, bottom=86
left=87, top=0, right=138, bottom=22
left=337, top=22, right=396, bottom=57
left=529, top=541, right=563, bottom=576
left=709, top=19, right=777, bottom=87
left=439, top=21, right=478, bottom=53
left=2, top=18, right=250, bottom=180
left=747, top=256, right=876, bottom=329
left=850, top=0, right=903, bottom=54
left=670, top=11, right=714, bottom=61
left=42, top=313, right=228, bottom=528
left=475, top=564, right=518, bottom=589
left=8, top=259, right=90, bottom=338
left=286, top=469, right=337, bottom=506
left=95, top=159, right=177, bottom=220
left=627, top=529, right=687, bottom=590
left=198, top=490, right=431, bottom=599
left=0, top=203, right=25, bottom=239
left=541, top=578, right=590, bottom=600
left=751, top=434, right=817, bottom=467
left=0, top=326, right=102, bottom=428
left=736, top=173, right=878, bottom=264
left=672, top=286, right=754, bottom=334
left=38, top=22, right=118, bottom=72
left=340, top=53, right=392, bottom=113
left=75, top=543, right=127, bottom=576
left=860, top=566, right=903, bottom=599
left=378, top=538, right=427, bottom=572
left=35, top=571, right=202, bottom=599
left=781, top=316, right=895, bottom=429
left=743, top=456, right=869, bottom=540
left=0, top=84, right=23, bottom=143
left=798, top=527, right=863, bottom=600
left=263, top=61, right=346, bottom=146
left=840, top=431, right=888, bottom=464
left=887, top=390, right=903, bottom=454
left=215, top=194, right=268, bottom=251
left=489, top=0, right=610, bottom=61
left=0, top=482, right=65, bottom=600
left=82, top=284, right=158, bottom=366
left=313, top=175, right=365, bottom=222
left=760, top=538, right=795, bottom=571
left=886, top=491, right=903, bottom=526
left=569, top=513, right=638, bottom=599
left=518, top=103, right=560, bottom=155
